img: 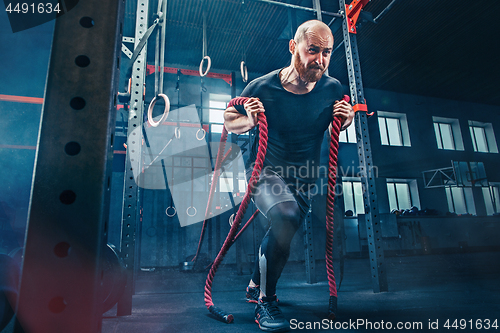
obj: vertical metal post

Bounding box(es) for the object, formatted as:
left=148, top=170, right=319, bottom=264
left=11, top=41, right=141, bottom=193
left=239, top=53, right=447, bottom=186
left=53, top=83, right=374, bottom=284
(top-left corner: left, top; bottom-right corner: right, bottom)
left=15, top=0, right=124, bottom=332
left=312, top=0, right=329, bottom=76
left=312, top=0, right=323, bottom=21
left=340, top=0, right=388, bottom=293
left=303, top=207, right=316, bottom=284
left=117, top=0, right=150, bottom=316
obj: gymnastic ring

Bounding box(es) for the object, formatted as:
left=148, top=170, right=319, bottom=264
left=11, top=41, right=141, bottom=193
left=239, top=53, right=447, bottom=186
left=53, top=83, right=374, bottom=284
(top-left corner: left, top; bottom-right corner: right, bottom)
left=196, top=128, right=206, bottom=141
left=147, top=93, right=170, bottom=127
left=175, top=126, right=181, bottom=139
left=228, top=213, right=235, bottom=227
left=165, top=206, right=177, bottom=217
left=186, top=206, right=197, bottom=217
left=240, top=61, right=248, bottom=83
left=199, top=56, right=211, bottom=77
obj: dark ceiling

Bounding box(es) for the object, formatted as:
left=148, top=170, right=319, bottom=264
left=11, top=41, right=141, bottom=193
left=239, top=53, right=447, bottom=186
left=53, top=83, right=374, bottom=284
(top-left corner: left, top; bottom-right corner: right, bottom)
left=124, top=0, right=500, bottom=106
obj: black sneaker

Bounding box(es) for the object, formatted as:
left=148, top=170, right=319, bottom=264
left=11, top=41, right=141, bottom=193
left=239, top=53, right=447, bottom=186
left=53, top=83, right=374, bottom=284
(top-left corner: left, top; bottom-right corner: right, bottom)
left=246, top=286, right=260, bottom=303
left=246, top=286, right=279, bottom=304
left=254, top=296, right=289, bottom=332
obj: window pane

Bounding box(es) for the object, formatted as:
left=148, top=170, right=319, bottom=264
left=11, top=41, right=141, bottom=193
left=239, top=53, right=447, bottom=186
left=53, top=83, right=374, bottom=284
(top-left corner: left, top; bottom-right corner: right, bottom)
left=347, top=123, right=357, bottom=143
left=470, top=126, right=478, bottom=151
left=445, top=187, right=454, bottom=213
left=339, top=130, right=347, bottom=143
left=387, top=183, right=398, bottom=211
left=434, top=123, right=442, bottom=149
left=494, top=187, right=500, bottom=212
left=353, top=182, right=364, bottom=214
left=451, top=187, right=467, bottom=215
left=219, top=176, right=232, bottom=192
left=473, top=127, right=488, bottom=152
left=439, top=123, right=455, bottom=150
left=483, top=187, right=494, bottom=216
left=395, top=183, right=411, bottom=209
left=378, top=117, right=389, bottom=145
left=211, top=124, right=223, bottom=133
left=209, top=100, right=227, bottom=109
left=239, top=179, right=247, bottom=193
left=464, top=188, right=476, bottom=215
left=342, top=181, right=355, bottom=214
left=386, top=118, right=402, bottom=146
left=209, top=109, right=225, bottom=124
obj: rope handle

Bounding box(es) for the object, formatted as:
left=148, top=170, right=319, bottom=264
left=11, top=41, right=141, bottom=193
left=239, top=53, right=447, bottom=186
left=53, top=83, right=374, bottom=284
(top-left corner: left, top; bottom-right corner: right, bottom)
left=208, top=306, right=234, bottom=323
left=328, top=295, right=338, bottom=320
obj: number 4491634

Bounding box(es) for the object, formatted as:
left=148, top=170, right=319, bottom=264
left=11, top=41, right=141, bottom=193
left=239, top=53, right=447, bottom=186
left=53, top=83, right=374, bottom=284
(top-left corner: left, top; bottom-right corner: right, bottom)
left=6, top=2, right=61, bottom=14
left=444, top=319, right=498, bottom=330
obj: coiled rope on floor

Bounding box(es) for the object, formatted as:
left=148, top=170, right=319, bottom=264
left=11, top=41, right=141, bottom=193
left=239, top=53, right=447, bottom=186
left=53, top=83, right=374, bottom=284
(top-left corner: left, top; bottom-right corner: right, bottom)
left=203, top=96, right=347, bottom=323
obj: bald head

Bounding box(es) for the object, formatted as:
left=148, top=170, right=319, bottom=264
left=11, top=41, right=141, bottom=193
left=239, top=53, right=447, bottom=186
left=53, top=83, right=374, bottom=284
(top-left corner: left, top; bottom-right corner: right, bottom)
left=294, top=20, right=333, bottom=45
left=288, top=20, right=333, bottom=83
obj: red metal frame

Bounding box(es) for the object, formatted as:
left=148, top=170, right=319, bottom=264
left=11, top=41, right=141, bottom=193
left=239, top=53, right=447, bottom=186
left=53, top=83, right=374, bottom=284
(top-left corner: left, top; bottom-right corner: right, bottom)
left=345, top=0, right=370, bottom=34
left=0, top=94, right=43, bottom=104
left=146, top=65, right=233, bottom=86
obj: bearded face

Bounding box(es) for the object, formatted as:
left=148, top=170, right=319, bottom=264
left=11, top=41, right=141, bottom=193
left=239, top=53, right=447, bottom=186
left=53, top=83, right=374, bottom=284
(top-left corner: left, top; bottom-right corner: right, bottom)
left=293, top=47, right=327, bottom=83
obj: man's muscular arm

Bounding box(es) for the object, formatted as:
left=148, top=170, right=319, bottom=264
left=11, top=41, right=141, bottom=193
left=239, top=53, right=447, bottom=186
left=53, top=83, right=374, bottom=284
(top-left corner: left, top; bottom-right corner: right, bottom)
left=224, top=97, right=265, bottom=135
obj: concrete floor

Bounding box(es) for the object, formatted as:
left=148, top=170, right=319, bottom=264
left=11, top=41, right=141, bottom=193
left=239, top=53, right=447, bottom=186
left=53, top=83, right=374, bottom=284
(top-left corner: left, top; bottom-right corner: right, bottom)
left=98, top=251, right=500, bottom=333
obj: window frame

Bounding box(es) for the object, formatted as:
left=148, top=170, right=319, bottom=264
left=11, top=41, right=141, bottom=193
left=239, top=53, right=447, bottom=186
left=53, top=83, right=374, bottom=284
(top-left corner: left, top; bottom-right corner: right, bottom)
left=445, top=186, right=476, bottom=215
left=386, top=179, right=421, bottom=211
left=377, top=111, right=411, bottom=147
left=342, top=178, right=365, bottom=216
left=468, top=120, right=499, bottom=153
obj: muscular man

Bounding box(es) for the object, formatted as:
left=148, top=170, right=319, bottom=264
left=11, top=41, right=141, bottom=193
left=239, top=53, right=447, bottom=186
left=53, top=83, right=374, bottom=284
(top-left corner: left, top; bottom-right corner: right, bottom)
left=224, top=20, right=354, bottom=332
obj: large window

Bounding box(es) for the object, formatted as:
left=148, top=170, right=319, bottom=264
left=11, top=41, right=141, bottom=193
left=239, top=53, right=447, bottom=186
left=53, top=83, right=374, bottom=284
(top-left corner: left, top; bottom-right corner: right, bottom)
left=387, top=179, right=420, bottom=211
left=209, top=94, right=231, bottom=134
left=469, top=121, right=499, bottom=153
left=377, top=111, right=411, bottom=147
left=433, top=117, right=464, bottom=150
left=342, top=179, right=364, bottom=216
left=445, top=186, right=476, bottom=215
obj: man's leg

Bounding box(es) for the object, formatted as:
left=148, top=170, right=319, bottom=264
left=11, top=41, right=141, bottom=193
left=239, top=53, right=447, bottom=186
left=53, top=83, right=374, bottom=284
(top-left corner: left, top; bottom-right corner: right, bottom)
left=246, top=170, right=295, bottom=301
left=258, top=201, right=301, bottom=298
left=253, top=201, right=302, bottom=332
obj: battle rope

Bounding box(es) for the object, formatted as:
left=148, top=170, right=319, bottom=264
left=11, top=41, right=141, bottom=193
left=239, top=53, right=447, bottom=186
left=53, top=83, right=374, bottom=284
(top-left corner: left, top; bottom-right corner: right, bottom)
left=202, top=95, right=348, bottom=323
left=326, top=94, right=350, bottom=320
left=203, top=97, right=268, bottom=323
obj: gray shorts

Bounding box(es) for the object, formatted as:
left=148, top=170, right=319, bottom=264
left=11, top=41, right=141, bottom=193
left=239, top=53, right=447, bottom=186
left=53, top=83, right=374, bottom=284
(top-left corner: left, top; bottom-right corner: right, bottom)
left=247, top=169, right=311, bottom=218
